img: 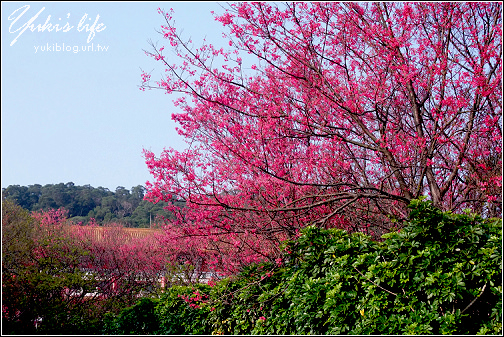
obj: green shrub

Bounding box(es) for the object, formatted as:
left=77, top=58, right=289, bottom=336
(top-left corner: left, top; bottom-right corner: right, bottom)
left=103, top=199, right=502, bottom=335
left=251, top=198, right=502, bottom=335
left=102, top=297, right=160, bottom=334
left=155, top=284, right=213, bottom=334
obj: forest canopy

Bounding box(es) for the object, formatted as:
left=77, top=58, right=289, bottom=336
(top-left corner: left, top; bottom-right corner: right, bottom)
left=1, top=183, right=179, bottom=227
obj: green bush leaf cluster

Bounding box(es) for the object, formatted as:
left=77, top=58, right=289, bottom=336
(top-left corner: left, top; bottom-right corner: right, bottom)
left=103, top=199, right=502, bottom=335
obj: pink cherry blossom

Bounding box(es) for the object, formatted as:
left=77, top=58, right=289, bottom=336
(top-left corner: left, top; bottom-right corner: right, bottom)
left=142, top=3, right=502, bottom=275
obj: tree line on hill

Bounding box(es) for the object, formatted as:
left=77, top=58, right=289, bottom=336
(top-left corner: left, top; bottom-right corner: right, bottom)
left=1, top=183, right=181, bottom=227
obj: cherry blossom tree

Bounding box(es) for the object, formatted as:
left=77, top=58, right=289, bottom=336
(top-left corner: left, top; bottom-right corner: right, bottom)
left=2, top=203, right=99, bottom=334
left=141, top=2, right=502, bottom=274
left=70, top=222, right=170, bottom=298
left=2, top=203, right=172, bottom=333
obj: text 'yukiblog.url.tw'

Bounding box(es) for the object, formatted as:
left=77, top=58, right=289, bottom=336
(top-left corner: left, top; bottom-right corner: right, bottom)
left=34, top=42, right=109, bottom=54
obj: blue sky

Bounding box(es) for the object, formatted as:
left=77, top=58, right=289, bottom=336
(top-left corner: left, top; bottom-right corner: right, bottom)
left=2, top=1, right=227, bottom=192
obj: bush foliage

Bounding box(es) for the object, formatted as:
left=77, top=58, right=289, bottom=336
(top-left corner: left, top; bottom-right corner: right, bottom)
left=103, top=199, right=502, bottom=335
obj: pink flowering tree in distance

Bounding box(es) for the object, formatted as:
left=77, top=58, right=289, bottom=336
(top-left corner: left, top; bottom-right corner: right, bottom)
left=141, top=2, right=502, bottom=275
left=71, top=221, right=171, bottom=298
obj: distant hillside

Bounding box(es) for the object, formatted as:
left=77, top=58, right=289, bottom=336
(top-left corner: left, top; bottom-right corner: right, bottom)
left=1, top=183, right=183, bottom=228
